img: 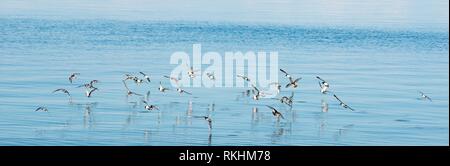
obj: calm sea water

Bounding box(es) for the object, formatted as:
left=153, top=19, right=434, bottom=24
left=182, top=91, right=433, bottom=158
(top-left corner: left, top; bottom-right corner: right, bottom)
left=0, top=1, right=448, bottom=146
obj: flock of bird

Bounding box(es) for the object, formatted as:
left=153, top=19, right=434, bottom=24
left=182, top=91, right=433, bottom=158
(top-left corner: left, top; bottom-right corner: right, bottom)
left=35, top=66, right=433, bottom=132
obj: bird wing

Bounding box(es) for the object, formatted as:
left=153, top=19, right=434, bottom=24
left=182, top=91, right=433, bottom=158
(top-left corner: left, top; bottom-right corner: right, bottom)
left=280, top=69, right=289, bottom=76
left=333, top=94, right=344, bottom=103
left=88, top=88, right=98, bottom=96
left=251, top=84, right=260, bottom=93
left=347, top=106, right=355, bottom=111
left=279, top=113, right=285, bottom=119
left=132, top=92, right=143, bottom=96
left=142, top=100, right=148, bottom=105
left=90, top=80, right=99, bottom=84
left=285, top=83, right=292, bottom=88
left=316, top=76, right=326, bottom=82
left=266, top=105, right=277, bottom=111
left=318, top=80, right=324, bottom=89
left=122, top=80, right=130, bottom=91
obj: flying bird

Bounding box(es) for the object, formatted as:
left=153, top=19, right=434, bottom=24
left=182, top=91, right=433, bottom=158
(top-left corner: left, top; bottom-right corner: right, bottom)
left=186, top=64, right=200, bottom=78
left=142, top=100, right=159, bottom=111
left=123, top=74, right=135, bottom=81
left=132, top=77, right=144, bottom=84
left=53, top=88, right=71, bottom=97
left=159, top=81, right=170, bottom=92
left=237, top=75, right=251, bottom=82
left=86, top=88, right=98, bottom=98
left=280, top=69, right=301, bottom=88
left=139, top=72, right=151, bottom=83
left=266, top=105, right=285, bottom=120
left=77, top=80, right=99, bottom=89
left=52, top=88, right=72, bottom=102
left=286, top=77, right=302, bottom=88
left=316, top=76, right=330, bottom=94
left=251, top=84, right=262, bottom=100
left=333, top=94, right=355, bottom=111
left=177, top=87, right=192, bottom=95
left=419, top=91, right=432, bottom=101
left=35, top=106, right=48, bottom=112
left=280, top=92, right=294, bottom=107
left=279, top=69, right=291, bottom=79
left=69, top=73, right=80, bottom=83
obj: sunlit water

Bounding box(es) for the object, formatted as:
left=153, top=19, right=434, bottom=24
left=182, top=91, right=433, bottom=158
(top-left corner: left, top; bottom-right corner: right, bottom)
left=0, top=1, right=448, bottom=146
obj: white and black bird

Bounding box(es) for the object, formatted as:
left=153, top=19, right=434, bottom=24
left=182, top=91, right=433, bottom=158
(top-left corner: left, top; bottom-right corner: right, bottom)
left=280, top=69, right=301, bottom=88
left=69, top=73, right=80, bottom=84
left=333, top=94, right=355, bottom=111
left=279, top=69, right=292, bottom=79
left=35, top=106, right=48, bottom=112
left=186, top=64, right=200, bottom=78
left=123, top=74, right=135, bottom=81
left=237, top=74, right=251, bottom=82
left=139, top=72, right=151, bottom=83
left=176, top=87, right=192, bottom=95
left=286, top=77, right=302, bottom=89
left=419, top=91, right=432, bottom=101
left=251, top=84, right=263, bottom=100
left=53, top=88, right=71, bottom=97
left=86, top=88, right=98, bottom=98
left=266, top=105, right=285, bottom=120
left=132, top=77, right=144, bottom=84
left=316, top=76, right=330, bottom=94
left=280, top=92, right=294, bottom=107
left=53, top=88, right=72, bottom=102
left=124, top=74, right=143, bottom=85
left=158, top=81, right=170, bottom=92
left=77, top=80, right=99, bottom=89
left=142, top=100, right=159, bottom=111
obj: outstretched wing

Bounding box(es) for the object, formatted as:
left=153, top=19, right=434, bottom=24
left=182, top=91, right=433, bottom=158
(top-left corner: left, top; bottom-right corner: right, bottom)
left=280, top=69, right=289, bottom=77
left=316, top=76, right=326, bottom=82
left=333, top=94, right=344, bottom=103
left=293, top=78, right=302, bottom=83
left=122, top=80, right=130, bottom=91
left=142, top=100, right=148, bottom=105
left=279, top=113, right=285, bottom=119
left=251, top=84, right=260, bottom=93
left=266, top=105, right=277, bottom=111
